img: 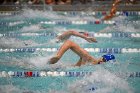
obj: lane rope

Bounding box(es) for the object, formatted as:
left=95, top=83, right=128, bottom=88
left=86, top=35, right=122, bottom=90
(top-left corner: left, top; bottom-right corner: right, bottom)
left=0, top=11, right=140, bottom=16
left=0, top=48, right=140, bottom=53
left=0, top=71, right=139, bottom=78
left=0, top=32, right=140, bottom=38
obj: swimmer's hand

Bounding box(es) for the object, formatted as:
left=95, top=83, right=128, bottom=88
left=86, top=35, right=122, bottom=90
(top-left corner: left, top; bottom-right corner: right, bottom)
left=85, top=37, right=97, bottom=43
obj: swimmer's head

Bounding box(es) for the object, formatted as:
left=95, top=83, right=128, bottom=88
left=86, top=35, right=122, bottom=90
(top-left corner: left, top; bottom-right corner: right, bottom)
left=102, top=54, right=115, bottom=62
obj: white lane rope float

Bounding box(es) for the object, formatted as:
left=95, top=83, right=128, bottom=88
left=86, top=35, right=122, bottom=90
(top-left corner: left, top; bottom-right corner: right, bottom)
left=0, top=48, right=140, bottom=53
left=1, top=20, right=140, bottom=26
left=0, top=11, right=140, bottom=16
left=0, top=32, right=140, bottom=38
left=0, top=71, right=140, bottom=78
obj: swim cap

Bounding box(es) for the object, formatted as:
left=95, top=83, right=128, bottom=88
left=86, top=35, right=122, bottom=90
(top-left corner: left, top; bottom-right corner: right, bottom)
left=102, top=54, right=115, bottom=62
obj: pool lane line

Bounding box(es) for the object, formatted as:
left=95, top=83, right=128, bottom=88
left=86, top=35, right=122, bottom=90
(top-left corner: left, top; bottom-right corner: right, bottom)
left=0, top=71, right=140, bottom=78
left=0, top=48, right=140, bottom=53
left=0, top=11, right=140, bottom=16
left=1, top=20, right=140, bottom=26
left=0, top=33, right=140, bottom=38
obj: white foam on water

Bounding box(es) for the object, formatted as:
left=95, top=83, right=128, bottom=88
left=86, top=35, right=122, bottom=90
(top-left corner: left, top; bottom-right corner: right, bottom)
left=0, top=54, right=74, bottom=70
left=3, top=9, right=97, bottom=21
left=20, top=9, right=66, bottom=20
left=0, top=85, right=23, bottom=93
left=66, top=66, right=133, bottom=93
left=100, top=16, right=139, bottom=33
left=26, top=55, right=73, bottom=71
left=43, top=62, right=133, bottom=93
left=0, top=61, right=33, bottom=70
left=0, top=85, right=42, bottom=93
left=21, top=24, right=43, bottom=32
left=113, top=15, right=127, bottom=21
left=0, top=37, right=38, bottom=48
left=28, top=56, right=53, bottom=69
left=0, top=57, right=36, bottom=70
left=9, top=21, right=24, bottom=26
left=2, top=9, right=62, bottom=20
left=99, top=22, right=139, bottom=33
left=52, top=27, right=87, bottom=34
left=26, top=53, right=67, bottom=69
left=0, top=56, right=134, bottom=93
left=51, top=26, right=68, bottom=33
left=114, top=22, right=140, bottom=33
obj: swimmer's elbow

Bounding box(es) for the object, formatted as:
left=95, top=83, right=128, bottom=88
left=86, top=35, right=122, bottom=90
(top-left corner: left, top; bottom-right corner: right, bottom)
left=68, top=30, right=75, bottom=35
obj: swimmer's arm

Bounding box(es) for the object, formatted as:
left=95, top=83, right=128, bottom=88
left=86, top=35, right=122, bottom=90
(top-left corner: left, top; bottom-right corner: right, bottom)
left=57, top=30, right=97, bottom=43
left=57, top=30, right=87, bottom=40
left=74, top=57, right=83, bottom=67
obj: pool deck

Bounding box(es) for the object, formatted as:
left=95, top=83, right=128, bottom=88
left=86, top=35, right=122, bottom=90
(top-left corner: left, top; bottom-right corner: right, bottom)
left=0, top=4, right=140, bottom=12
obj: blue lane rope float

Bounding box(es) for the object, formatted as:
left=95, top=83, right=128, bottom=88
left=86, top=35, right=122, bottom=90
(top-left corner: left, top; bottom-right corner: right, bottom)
left=0, top=71, right=140, bottom=78
left=0, top=48, right=139, bottom=53
left=0, top=33, right=140, bottom=38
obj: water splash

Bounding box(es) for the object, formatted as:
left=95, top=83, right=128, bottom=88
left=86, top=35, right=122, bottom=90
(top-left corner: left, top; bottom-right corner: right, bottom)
left=99, top=16, right=139, bottom=33
left=0, top=85, right=43, bottom=93
left=20, top=9, right=65, bottom=19
left=0, top=37, right=38, bottom=48
left=66, top=66, right=133, bottom=93
left=21, top=24, right=43, bottom=32
left=28, top=56, right=53, bottom=69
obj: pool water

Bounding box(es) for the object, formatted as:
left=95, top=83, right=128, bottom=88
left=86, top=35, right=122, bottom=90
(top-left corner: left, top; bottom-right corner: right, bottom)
left=0, top=9, right=140, bottom=93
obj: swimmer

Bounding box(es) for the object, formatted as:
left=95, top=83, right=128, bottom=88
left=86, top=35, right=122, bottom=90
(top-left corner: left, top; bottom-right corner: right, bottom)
left=103, top=0, right=121, bottom=20
left=49, top=30, right=115, bottom=66
left=113, top=0, right=122, bottom=6
left=103, top=7, right=116, bottom=20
